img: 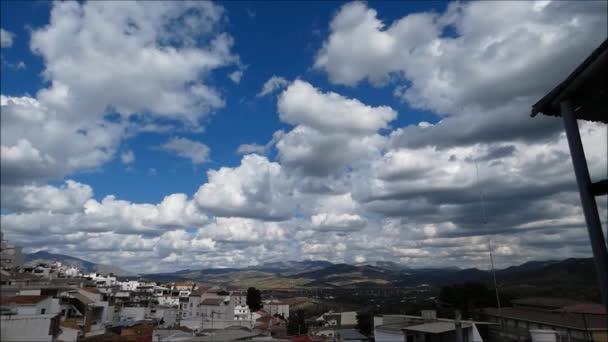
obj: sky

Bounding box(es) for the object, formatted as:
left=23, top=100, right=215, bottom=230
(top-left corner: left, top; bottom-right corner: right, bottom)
left=1, top=0, right=606, bottom=273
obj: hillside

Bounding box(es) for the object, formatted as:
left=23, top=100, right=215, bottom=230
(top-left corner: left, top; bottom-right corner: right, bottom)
left=25, top=251, right=132, bottom=276
left=27, top=250, right=597, bottom=295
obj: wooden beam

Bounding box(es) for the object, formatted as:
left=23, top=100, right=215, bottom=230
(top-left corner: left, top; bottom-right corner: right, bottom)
left=561, top=100, right=608, bottom=308
left=590, top=180, right=608, bottom=197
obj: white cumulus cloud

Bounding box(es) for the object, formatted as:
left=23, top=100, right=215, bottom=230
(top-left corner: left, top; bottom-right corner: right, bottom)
left=160, top=137, right=210, bottom=164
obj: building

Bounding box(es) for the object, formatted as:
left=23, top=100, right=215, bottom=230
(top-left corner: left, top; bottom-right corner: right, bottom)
left=0, top=234, right=23, bottom=270
left=171, top=281, right=196, bottom=298
left=230, top=290, right=248, bottom=306
left=0, top=295, right=61, bottom=316
left=1, top=313, right=61, bottom=342
left=317, top=311, right=358, bottom=328
left=336, top=328, right=369, bottom=341
left=479, top=297, right=608, bottom=342
left=374, top=311, right=486, bottom=342
left=200, top=297, right=234, bottom=320
left=151, top=305, right=178, bottom=328
left=58, top=288, right=114, bottom=337
left=235, top=304, right=251, bottom=320
left=0, top=295, right=62, bottom=342
left=119, top=306, right=149, bottom=321
left=264, top=299, right=290, bottom=319
left=198, top=296, right=237, bottom=330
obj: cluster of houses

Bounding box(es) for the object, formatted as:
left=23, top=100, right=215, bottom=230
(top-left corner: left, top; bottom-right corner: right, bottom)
left=2, top=236, right=606, bottom=342
left=0, top=239, right=295, bottom=341
left=0, top=265, right=294, bottom=341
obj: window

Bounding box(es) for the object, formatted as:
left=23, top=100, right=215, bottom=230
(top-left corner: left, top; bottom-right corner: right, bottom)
left=41, top=308, right=46, bottom=314
left=571, top=331, right=585, bottom=339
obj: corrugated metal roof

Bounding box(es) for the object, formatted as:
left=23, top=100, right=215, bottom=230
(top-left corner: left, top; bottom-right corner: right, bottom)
left=556, top=303, right=607, bottom=315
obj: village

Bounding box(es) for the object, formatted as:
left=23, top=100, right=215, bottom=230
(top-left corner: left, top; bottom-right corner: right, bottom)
left=1, top=0, right=607, bottom=341
left=2, top=236, right=607, bottom=342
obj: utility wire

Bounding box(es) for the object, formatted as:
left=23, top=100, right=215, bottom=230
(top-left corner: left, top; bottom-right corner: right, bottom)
left=475, top=162, right=502, bottom=316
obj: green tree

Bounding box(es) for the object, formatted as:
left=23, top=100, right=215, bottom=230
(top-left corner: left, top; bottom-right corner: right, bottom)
left=439, top=282, right=498, bottom=318
left=356, top=310, right=373, bottom=336
left=246, top=287, right=262, bottom=311
left=287, top=310, right=307, bottom=336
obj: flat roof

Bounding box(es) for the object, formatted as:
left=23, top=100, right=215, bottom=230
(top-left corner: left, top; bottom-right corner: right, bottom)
left=403, top=322, right=471, bottom=334
left=481, top=307, right=607, bottom=330
left=0, top=295, right=49, bottom=305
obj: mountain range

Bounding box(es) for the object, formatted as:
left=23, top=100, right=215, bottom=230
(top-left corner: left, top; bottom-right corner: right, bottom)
left=25, top=251, right=598, bottom=298
left=25, top=251, right=131, bottom=276
left=139, top=257, right=598, bottom=297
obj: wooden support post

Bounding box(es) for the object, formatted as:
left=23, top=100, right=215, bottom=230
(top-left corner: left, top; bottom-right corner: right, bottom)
left=561, top=100, right=608, bottom=308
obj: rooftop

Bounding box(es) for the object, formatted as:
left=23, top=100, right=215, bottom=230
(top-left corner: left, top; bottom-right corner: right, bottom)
left=0, top=295, right=49, bottom=305
left=556, top=303, right=607, bottom=315
left=481, top=307, right=607, bottom=330
left=337, top=328, right=368, bottom=340
left=82, top=287, right=99, bottom=294
left=173, top=282, right=194, bottom=287
left=531, top=38, right=608, bottom=123
left=403, top=322, right=472, bottom=334
left=201, top=298, right=225, bottom=305
left=511, top=297, right=585, bottom=310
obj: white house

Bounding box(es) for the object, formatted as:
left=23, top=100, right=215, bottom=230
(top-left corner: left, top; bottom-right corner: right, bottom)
left=84, top=273, right=117, bottom=287
left=179, top=295, right=202, bottom=320
left=119, top=306, right=149, bottom=321
left=263, top=299, right=290, bottom=319
left=1, top=314, right=61, bottom=342
left=0, top=295, right=61, bottom=316
left=151, top=306, right=178, bottom=328
left=157, top=295, right=179, bottom=306
left=63, top=267, right=81, bottom=278
left=120, top=280, right=140, bottom=292
left=234, top=304, right=251, bottom=320
left=374, top=312, right=485, bottom=342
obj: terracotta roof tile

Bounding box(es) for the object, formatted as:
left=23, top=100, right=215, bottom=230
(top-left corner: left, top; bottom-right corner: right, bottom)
left=0, top=296, right=49, bottom=305
left=82, top=287, right=99, bottom=294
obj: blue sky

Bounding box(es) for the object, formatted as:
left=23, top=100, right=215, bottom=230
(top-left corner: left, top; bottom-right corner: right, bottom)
left=1, top=1, right=442, bottom=204
left=1, top=1, right=606, bottom=271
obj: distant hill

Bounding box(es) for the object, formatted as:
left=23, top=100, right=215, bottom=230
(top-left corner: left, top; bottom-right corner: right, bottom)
left=251, top=260, right=334, bottom=275
left=139, top=260, right=337, bottom=285
left=24, top=250, right=595, bottom=293
left=393, top=258, right=598, bottom=300
left=25, top=251, right=132, bottom=276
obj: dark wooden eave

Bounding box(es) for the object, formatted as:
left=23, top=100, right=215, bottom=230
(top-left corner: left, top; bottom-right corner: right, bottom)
left=531, top=38, right=608, bottom=124
left=591, top=179, right=608, bottom=197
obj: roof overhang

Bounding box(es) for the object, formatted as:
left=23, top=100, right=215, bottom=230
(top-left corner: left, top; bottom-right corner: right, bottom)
left=531, top=38, right=608, bottom=123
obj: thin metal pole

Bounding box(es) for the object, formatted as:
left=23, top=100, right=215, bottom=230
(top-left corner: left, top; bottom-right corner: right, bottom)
left=560, top=100, right=608, bottom=308
left=476, top=162, right=502, bottom=315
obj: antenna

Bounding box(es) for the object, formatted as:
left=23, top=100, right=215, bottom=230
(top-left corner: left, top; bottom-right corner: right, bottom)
left=475, top=162, right=502, bottom=316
